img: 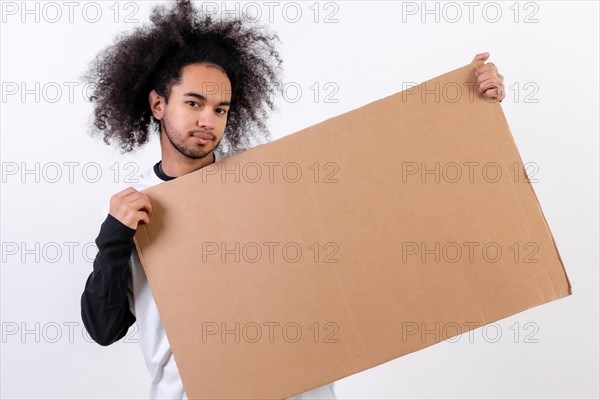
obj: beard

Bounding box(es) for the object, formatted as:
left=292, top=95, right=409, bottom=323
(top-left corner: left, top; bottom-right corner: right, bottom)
left=161, top=113, right=222, bottom=160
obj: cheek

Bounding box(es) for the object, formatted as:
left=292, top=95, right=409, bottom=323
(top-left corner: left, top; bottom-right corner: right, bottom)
left=173, top=106, right=192, bottom=119
left=172, top=107, right=197, bottom=128
left=217, top=117, right=228, bottom=133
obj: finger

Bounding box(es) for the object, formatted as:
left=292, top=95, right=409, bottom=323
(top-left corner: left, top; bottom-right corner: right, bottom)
left=478, top=78, right=501, bottom=93
left=496, top=86, right=506, bottom=101
left=122, top=192, right=152, bottom=211
left=472, top=52, right=490, bottom=63
left=483, top=86, right=503, bottom=100
left=475, top=62, right=495, bottom=74
left=114, top=187, right=137, bottom=198
left=477, top=70, right=501, bottom=84
left=475, top=62, right=497, bottom=78
left=128, top=197, right=153, bottom=214
left=136, top=211, right=150, bottom=225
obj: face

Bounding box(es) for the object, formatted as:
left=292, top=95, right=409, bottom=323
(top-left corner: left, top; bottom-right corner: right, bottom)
left=151, top=63, right=232, bottom=160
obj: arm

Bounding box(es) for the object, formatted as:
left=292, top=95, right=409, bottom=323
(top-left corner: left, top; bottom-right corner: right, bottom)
left=81, top=186, right=152, bottom=346
left=80, top=213, right=137, bottom=346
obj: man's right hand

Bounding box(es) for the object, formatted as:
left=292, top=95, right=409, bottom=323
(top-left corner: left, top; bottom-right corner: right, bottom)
left=109, top=187, right=153, bottom=230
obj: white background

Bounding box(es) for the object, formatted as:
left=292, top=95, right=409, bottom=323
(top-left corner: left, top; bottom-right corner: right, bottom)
left=1, top=1, right=598, bottom=399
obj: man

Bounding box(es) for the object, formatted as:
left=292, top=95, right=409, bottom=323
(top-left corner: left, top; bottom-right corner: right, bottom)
left=80, top=1, right=505, bottom=399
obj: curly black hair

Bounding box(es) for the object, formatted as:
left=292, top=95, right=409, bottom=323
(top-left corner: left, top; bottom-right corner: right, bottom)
left=82, top=0, right=283, bottom=154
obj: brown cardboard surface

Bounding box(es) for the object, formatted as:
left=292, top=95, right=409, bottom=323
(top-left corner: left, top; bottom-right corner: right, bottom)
left=133, top=62, right=571, bottom=400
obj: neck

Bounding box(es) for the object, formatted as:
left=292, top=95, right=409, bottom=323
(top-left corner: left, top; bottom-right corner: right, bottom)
left=159, top=133, right=216, bottom=178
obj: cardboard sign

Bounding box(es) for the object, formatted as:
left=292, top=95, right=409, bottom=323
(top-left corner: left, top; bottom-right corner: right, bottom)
left=133, top=62, right=571, bottom=399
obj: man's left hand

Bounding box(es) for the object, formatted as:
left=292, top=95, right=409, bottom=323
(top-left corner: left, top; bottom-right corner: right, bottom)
left=473, top=52, right=505, bottom=102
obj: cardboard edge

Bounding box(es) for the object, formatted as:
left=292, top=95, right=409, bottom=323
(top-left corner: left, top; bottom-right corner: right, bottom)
left=490, top=104, right=572, bottom=296
left=325, top=290, right=571, bottom=391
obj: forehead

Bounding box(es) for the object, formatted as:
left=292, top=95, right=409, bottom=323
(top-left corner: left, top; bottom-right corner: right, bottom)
left=173, top=63, right=232, bottom=99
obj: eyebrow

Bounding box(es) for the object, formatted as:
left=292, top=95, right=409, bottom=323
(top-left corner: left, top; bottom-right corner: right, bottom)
left=182, top=92, right=231, bottom=106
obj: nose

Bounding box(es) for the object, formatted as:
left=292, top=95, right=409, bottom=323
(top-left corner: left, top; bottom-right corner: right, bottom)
left=197, top=107, right=215, bottom=131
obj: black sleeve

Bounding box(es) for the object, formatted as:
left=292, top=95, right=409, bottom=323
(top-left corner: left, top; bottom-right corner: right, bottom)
left=81, top=213, right=137, bottom=346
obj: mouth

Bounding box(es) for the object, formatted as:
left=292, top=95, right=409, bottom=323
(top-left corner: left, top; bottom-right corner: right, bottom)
left=191, top=132, right=214, bottom=145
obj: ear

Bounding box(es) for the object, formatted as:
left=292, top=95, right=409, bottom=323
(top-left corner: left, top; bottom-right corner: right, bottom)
left=149, top=89, right=165, bottom=120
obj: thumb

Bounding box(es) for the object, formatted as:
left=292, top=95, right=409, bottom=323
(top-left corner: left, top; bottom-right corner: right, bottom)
left=472, top=52, right=490, bottom=63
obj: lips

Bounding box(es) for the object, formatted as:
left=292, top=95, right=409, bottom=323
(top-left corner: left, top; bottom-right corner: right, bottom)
left=192, top=132, right=214, bottom=141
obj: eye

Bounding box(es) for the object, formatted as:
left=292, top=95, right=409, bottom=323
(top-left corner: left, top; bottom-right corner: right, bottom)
left=187, top=101, right=200, bottom=107
left=216, top=108, right=229, bottom=115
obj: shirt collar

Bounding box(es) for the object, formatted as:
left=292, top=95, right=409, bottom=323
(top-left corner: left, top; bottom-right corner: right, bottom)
left=153, top=152, right=216, bottom=182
